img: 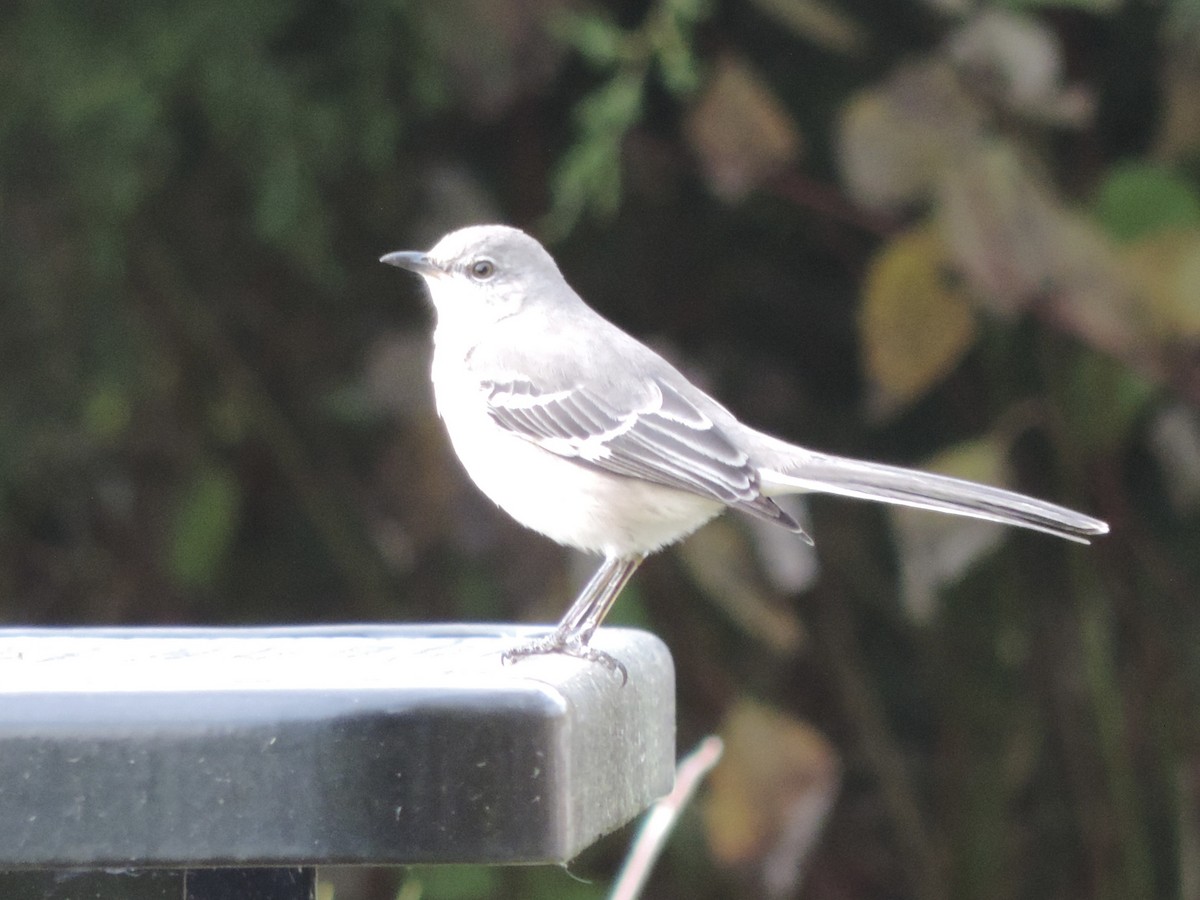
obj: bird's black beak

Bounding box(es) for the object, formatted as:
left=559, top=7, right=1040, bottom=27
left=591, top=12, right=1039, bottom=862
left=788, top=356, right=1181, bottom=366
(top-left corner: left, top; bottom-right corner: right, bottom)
left=379, top=250, right=440, bottom=276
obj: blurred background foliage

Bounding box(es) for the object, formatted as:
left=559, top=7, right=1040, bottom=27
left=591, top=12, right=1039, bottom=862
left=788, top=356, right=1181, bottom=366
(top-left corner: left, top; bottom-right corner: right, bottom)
left=3, top=0, right=1200, bottom=897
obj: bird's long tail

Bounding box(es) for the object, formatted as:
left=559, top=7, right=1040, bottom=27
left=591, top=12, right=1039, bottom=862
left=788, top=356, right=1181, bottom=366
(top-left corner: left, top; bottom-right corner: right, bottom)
left=758, top=451, right=1108, bottom=544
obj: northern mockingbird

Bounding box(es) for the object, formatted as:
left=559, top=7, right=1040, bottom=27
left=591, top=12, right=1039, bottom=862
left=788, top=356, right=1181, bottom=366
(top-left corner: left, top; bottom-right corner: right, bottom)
left=381, top=225, right=1108, bottom=673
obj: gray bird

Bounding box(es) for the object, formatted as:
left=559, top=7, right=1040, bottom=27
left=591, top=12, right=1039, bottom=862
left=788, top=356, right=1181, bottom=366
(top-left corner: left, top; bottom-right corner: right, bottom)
left=381, top=225, right=1108, bottom=673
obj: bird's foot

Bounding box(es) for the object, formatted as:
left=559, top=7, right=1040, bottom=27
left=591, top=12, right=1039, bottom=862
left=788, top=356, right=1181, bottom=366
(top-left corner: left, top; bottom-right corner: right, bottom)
left=502, top=632, right=628, bottom=685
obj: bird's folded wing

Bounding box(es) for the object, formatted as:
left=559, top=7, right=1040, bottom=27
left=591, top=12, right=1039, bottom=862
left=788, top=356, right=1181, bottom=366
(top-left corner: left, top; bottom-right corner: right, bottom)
left=481, top=376, right=802, bottom=530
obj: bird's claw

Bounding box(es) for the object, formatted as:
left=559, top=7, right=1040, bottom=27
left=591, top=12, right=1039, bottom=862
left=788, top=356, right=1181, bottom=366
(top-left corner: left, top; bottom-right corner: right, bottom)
left=502, top=633, right=628, bottom=685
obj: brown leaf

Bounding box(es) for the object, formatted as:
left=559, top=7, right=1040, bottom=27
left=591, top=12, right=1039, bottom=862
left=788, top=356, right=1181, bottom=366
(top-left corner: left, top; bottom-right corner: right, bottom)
left=685, top=54, right=803, bottom=202
left=1040, top=210, right=1143, bottom=359
left=675, top=518, right=808, bottom=656
left=890, top=437, right=1011, bottom=623
left=935, top=144, right=1059, bottom=313
left=704, top=700, right=840, bottom=898
left=1149, top=404, right=1200, bottom=514
left=936, top=142, right=1139, bottom=361
left=945, top=10, right=1093, bottom=126
left=1155, top=19, right=1200, bottom=162
left=748, top=0, right=868, bottom=54
left=837, top=60, right=983, bottom=211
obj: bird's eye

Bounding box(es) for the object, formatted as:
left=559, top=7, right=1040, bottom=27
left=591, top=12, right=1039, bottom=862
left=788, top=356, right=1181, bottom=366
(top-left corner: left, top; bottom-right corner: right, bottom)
left=469, top=259, right=496, bottom=280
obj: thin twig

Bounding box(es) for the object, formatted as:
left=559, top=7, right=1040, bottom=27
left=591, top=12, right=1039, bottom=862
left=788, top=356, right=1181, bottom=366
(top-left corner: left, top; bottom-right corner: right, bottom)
left=609, top=736, right=725, bottom=900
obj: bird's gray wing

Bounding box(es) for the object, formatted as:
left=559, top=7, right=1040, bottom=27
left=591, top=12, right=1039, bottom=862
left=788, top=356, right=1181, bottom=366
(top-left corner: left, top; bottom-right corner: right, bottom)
left=481, top=376, right=803, bottom=531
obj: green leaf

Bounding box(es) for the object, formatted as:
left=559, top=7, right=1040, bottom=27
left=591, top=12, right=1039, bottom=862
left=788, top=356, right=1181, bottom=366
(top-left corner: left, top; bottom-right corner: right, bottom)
left=543, top=73, right=645, bottom=236
left=82, top=380, right=133, bottom=442
left=665, top=0, right=712, bottom=26
left=168, top=466, right=241, bottom=589
left=554, top=11, right=628, bottom=67
left=399, top=865, right=501, bottom=900
left=1092, top=163, right=1200, bottom=242
left=1055, top=347, right=1155, bottom=454
left=657, top=34, right=701, bottom=96
left=578, top=71, right=645, bottom=131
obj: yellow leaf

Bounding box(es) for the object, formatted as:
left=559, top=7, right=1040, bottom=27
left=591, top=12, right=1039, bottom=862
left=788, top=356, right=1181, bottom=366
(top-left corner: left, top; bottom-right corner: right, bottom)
left=859, top=227, right=977, bottom=411
left=1124, top=229, right=1200, bottom=338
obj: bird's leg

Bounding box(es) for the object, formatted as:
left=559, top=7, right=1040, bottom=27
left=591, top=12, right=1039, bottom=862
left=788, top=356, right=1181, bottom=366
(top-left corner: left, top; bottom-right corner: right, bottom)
left=568, top=554, right=644, bottom=646
left=502, top=555, right=645, bottom=680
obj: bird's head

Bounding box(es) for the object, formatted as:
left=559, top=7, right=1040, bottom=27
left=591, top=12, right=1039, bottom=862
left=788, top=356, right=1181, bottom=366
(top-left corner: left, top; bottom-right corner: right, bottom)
left=380, top=225, right=567, bottom=329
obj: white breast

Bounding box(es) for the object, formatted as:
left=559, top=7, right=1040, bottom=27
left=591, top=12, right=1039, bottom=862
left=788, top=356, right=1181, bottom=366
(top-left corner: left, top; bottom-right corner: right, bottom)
left=429, top=351, right=723, bottom=558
